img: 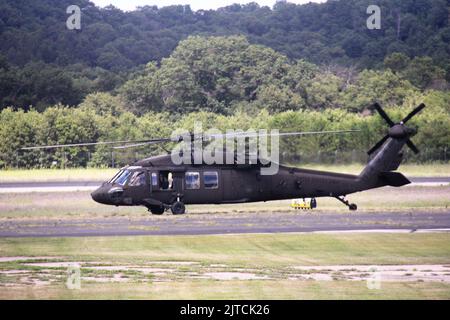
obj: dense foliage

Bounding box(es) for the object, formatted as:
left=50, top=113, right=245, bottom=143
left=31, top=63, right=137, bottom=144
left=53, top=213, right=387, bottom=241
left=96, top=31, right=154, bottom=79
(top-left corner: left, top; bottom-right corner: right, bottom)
left=1, top=88, right=449, bottom=168
left=120, top=35, right=441, bottom=115
left=0, top=0, right=449, bottom=109
left=0, top=0, right=448, bottom=168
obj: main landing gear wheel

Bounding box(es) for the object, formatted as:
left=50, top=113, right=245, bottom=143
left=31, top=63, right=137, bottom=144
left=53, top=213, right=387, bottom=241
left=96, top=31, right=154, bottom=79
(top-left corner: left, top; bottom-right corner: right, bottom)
left=171, top=201, right=186, bottom=215
left=148, top=205, right=165, bottom=215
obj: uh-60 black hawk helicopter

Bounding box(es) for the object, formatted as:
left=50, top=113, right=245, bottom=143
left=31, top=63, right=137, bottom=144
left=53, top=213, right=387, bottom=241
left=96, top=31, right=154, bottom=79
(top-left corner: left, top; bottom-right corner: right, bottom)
left=22, top=103, right=425, bottom=215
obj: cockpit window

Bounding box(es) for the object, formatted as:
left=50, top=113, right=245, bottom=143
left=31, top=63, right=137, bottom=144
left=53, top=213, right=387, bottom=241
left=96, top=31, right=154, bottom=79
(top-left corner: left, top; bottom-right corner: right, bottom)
left=109, top=170, right=123, bottom=183
left=129, top=171, right=146, bottom=186
left=111, top=170, right=132, bottom=186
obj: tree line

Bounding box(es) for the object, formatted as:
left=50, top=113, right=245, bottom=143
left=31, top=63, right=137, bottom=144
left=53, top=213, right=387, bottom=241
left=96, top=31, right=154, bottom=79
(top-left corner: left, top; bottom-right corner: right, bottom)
left=1, top=88, right=448, bottom=168
left=0, top=0, right=449, bottom=110
left=1, top=34, right=449, bottom=168
left=119, top=36, right=448, bottom=115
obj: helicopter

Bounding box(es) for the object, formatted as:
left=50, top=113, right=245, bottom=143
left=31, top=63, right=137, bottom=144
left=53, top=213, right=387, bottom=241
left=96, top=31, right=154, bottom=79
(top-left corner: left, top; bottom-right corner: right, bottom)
left=21, top=103, right=425, bottom=215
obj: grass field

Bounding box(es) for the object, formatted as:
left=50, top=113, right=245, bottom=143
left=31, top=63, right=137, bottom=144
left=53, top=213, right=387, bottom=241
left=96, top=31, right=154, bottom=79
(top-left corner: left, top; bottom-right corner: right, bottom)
left=0, top=163, right=449, bottom=182
left=3, top=280, right=449, bottom=300
left=1, top=165, right=449, bottom=300
left=0, top=185, right=448, bottom=219
left=1, top=232, right=450, bottom=299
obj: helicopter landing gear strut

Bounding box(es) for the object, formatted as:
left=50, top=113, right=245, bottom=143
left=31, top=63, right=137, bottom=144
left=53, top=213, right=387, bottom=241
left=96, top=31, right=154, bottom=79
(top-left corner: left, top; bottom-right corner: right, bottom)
left=335, top=196, right=357, bottom=211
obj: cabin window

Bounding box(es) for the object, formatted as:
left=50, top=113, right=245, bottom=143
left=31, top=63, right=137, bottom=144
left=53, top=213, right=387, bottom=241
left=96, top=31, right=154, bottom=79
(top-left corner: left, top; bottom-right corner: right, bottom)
left=185, top=172, right=200, bottom=190
left=204, top=171, right=218, bottom=189
left=129, top=171, right=146, bottom=186
left=159, top=171, right=173, bottom=190
left=151, top=173, right=158, bottom=187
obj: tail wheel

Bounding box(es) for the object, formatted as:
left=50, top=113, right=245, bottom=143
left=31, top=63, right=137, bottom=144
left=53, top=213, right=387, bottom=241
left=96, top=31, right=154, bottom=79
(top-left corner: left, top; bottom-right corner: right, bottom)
left=171, top=201, right=186, bottom=215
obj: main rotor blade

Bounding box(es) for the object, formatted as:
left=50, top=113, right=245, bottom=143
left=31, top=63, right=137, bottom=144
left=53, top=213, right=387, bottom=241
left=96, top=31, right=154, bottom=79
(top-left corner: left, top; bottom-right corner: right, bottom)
left=21, top=129, right=361, bottom=151
left=206, top=129, right=361, bottom=140
left=21, top=140, right=142, bottom=150
left=112, top=140, right=171, bottom=150
left=373, top=103, right=395, bottom=127
left=270, top=129, right=361, bottom=137
left=401, top=103, right=425, bottom=124
left=21, top=138, right=172, bottom=151
left=367, top=135, right=389, bottom=155
left=406, top=139, right=420, bottom=154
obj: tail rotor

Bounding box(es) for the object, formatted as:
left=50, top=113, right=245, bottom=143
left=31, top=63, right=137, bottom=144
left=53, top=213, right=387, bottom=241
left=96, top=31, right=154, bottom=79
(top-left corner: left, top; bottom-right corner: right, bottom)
left=368, top=103, right=425, bottom=155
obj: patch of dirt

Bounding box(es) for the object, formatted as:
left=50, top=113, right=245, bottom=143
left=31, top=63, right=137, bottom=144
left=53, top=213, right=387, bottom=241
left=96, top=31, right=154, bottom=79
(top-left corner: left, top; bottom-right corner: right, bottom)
left=150, top=261, right=199, bottom=266
left=3, top=257, right=450, bottom=288
left=85, top=266, right=174, bottom=274
left=203, top=272, right=270, bottom=280
left=0, top=256, right=63, bottom=262
left=23, top=262, right=82, bottom=268
left=0, top=270, right=29, bottom=274
left=82, top=273, right=130, bottom=283
left=292, top=265, right=450, bottom=283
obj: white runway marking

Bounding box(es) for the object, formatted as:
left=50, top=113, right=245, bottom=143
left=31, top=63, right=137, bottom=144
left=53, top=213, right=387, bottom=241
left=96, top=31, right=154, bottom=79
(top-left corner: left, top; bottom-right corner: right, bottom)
left=410, top=182, right=450, bottom=187
left=0, top=186, right=97, bottom=193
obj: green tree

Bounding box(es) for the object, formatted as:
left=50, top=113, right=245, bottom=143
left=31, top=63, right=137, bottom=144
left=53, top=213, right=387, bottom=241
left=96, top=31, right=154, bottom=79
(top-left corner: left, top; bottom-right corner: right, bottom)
left=79, top=92, right=125, bottom=117
left=384, top=52, right=411, bottom=73
left=340, top=69, right=417, bottom=112
left=402, top=56, right=446, bottom=89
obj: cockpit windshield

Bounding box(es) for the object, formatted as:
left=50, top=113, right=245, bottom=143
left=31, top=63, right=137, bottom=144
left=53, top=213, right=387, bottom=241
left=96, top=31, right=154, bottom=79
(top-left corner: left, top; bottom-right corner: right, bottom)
left=110, top=169, right=132, bottom=186
left=109, top=170, right=122, bottom=183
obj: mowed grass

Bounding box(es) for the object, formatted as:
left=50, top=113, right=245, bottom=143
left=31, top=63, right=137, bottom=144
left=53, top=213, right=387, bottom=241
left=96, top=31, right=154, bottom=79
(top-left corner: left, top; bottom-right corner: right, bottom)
left=0, top=163, right=448, bottom=183
left=1, top=233, right=449, bottom=266
left=0, top=185, right=448, bottom=219
left=1, top=232, right=450, bottom=299
left=3, top=281, right=449, bottom=300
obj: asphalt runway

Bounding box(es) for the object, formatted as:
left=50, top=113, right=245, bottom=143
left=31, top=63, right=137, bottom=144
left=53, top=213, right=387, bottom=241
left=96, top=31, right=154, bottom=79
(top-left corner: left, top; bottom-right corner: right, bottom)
left=0, top=211, right=449, bottom=237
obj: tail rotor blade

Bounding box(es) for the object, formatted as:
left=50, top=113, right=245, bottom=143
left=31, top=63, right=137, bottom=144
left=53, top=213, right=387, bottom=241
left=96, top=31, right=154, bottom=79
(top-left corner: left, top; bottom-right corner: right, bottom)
left=406, top=139, right=420, bottom=154
left=367, top=135, right=389, bottom=155
left=401, top=103, right=425, bottom=124
left=373, top=103, right=395, bottom=127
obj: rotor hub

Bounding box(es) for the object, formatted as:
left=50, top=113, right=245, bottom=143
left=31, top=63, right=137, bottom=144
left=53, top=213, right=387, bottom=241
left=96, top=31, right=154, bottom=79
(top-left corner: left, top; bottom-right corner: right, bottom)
left=388, top=124, right=417, bottom=139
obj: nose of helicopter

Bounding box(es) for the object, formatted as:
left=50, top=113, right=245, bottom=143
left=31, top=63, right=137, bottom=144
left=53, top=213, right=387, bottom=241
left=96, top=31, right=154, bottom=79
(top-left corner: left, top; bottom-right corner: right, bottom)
left=91, top=186, right=110, bottom=204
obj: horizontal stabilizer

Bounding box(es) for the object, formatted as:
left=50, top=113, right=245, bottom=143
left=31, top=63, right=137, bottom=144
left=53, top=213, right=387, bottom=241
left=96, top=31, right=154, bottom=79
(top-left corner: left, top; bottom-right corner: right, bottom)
left=379, top=172, right=411, bottom=187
